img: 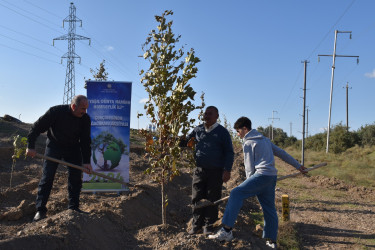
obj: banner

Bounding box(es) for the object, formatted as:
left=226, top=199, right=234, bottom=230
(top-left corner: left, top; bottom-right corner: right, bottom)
left=83, top=81, right=132, bottom=191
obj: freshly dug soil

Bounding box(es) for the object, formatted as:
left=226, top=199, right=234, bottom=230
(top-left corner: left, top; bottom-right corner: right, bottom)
left=1, top=120, right=374, bottom=249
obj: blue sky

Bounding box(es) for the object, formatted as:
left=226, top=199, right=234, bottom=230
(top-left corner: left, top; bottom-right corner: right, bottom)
left=1, top=0, right=374, bottom=139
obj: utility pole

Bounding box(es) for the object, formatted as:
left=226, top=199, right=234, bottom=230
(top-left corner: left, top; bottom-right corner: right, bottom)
left=318, top=30, right=359, bottom=153
left=268, top=111, right=280, bottom=141
left=290, top=122, right=293, bottom=137
left=344, top=82, right=352, bottom=132
left=306, top=107, right=310, bottom=138
left=53, top=2, right=91, bottom=104
left=301, top=60, right=309, bottom=166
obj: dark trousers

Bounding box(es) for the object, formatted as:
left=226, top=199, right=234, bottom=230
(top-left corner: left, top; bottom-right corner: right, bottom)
left=36, top=146, right=83, bottom=212
left=191, top=167, right=223, bottom=229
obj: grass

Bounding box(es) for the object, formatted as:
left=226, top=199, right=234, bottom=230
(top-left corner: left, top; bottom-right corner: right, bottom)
left=277, top=221, right=300, bottom=249
left=250, top=212, right=264, bottom=226
left=276, top=145, right=375, bottom=248
left=285, top=145, right=375, bottom=188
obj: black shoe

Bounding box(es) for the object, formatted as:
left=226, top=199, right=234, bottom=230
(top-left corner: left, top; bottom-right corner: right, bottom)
left=33, top=211, right=47, bottom=222
left=188, top=226, right=202, bottom=235
left=203, top=226, right=214, bottom=235
left=69, top=208, right=89, bottom=214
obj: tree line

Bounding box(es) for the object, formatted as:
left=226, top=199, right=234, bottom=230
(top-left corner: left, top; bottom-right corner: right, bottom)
left=255, top=122, right=375, bottom=154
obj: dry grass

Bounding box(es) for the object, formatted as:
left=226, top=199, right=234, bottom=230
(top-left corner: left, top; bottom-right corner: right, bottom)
left=285, top=145, right=375, bottom=188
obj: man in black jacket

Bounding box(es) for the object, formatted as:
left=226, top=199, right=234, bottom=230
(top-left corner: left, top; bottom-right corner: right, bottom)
left=27, top=95, right=93, bottom=222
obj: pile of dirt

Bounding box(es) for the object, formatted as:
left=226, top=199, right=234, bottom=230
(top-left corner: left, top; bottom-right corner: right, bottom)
left=0, top=120, right=269, bottom=249
left=1, top=119, right=374, bottom=249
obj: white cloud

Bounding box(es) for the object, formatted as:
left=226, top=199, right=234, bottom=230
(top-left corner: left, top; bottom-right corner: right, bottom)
left=365, top=69, right=375, bottom=78
left=105, top=46, right=114, bottom=51
left=139, top=98, right=148, bottom=104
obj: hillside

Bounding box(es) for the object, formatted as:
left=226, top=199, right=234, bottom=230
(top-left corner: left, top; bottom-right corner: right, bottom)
left=0, top=119, right=374, bottom=249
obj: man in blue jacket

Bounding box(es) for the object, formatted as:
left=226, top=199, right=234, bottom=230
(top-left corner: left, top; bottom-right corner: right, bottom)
left=183, top=106, right=234, bottom=235
left=27, top=95, right=93, bottom=222
left=209, top=116, right=306, bottom=249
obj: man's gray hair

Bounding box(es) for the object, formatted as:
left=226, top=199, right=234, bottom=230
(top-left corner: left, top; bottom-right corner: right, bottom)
left=72, top=95, right=88, bottom=106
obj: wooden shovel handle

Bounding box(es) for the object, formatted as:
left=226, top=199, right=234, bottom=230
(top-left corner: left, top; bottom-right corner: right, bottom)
left=35, top=153, right=129, bottom=186
left=276, top=162, right=327, bottom=181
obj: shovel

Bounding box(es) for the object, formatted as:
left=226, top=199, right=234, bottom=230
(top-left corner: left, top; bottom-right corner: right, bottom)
left=34, top=153, right=129, bottom=186
left=195, top=162, right=327, bottom=209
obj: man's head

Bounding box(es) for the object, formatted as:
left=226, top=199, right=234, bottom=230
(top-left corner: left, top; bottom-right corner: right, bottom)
left=234, top=117, right=252, bottom=139
left=203, top=106, right=219, bottom=127
left=71, top=95, right=89, bottom=118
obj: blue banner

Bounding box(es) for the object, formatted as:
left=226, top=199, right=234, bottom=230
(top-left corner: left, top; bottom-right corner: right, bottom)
left=83, top=81, right=132, bottom=191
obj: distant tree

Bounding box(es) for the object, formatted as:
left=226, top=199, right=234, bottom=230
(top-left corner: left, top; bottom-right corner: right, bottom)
left=90, top=60, right=109, bottom=81
left=257, top=126, right=292, bottom=147
left=283, top=135, right=298, bottom=148
left=305, top=131, right=326, bottom=151
left=358, top=123, right=375, bottom=146
left=305, top=123, right=360, bottom=153
left=257, top=126, right=267, bottom=137
left=329, top=123, right=360, bottom=153
left=222, top=114, right=240, bottom=145
left=139, top=10, right=204, bottom=225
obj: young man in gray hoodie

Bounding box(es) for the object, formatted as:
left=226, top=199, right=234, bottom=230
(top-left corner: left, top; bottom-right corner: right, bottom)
left=209, top=117, right=306, bottom=249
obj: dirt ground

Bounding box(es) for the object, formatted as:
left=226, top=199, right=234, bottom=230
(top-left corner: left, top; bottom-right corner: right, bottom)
left=0, top=119, right=374, bottom=249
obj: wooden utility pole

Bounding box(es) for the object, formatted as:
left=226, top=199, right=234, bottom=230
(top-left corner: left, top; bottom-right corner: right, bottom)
left=344, top=82, right=352, bottom=132
left=268, top=111, right=280, bottom=141
left=301, top=60, right=309, bottom=166
left=306, top=107, right=310, bottom=138
left=318, top=30, right=359, bottom=153
left=290, top=122, right=293, bottom=137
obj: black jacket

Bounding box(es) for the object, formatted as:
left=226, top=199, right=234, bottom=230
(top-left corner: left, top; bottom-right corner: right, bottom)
left=27, top=105, right=91, bottom=163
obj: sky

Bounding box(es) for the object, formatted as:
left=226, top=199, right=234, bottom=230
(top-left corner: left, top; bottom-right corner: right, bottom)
left=1, top=0, right=375, bottom=139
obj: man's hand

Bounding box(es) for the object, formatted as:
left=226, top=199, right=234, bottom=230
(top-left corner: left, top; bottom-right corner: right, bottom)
left=26, top=148, right=36, bottom=158
left=222, top=170, right=231, bottom=183
left=83, top=164, right=93, bottom=174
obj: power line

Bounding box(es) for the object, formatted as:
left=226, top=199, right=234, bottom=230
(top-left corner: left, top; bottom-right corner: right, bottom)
left=0, top=24, right=64, bottom=53
left=0, top=32, right=61, bottom=57
left=0, top=1, right=64, bottom=35
left=0, top=42, right=60, bottom=64
left=22, top=0, right=64, bottom=20
left=0, top=0, right=60, bottom=24
left=306, top=0, right=357, bottom=60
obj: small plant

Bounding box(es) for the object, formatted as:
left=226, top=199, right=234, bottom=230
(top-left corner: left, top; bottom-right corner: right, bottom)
left=10, top=135, right=28, bottom=188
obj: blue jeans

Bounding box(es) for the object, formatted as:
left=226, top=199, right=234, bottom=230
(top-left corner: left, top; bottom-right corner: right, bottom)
left=222, top=173, right=278, bottom=241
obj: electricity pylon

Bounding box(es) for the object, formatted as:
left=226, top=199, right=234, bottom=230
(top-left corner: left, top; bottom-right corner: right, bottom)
left=53, top=2, right=91, bottom=104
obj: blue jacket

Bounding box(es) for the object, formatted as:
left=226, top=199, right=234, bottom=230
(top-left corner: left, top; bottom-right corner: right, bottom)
left=188, top=124, right=234, bottom=172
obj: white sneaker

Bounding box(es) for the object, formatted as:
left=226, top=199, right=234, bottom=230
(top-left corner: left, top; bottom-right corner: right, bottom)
left=208, top=227, right=234, bottom=241
left=266, top=240, right=277, bottom=249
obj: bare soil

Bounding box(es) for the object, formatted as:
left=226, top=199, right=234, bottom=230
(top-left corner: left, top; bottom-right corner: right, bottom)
left=0, top=119, right=374, bottom=249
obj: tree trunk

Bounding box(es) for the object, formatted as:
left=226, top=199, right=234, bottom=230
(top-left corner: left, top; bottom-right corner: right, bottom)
left=161, top=169, right=167, bottom=225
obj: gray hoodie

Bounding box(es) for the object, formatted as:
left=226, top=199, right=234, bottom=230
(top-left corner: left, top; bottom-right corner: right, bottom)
left=243, top=129, right=301, bottom=178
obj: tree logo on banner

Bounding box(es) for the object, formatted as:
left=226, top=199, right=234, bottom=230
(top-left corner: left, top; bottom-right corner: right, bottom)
left=92, top=131, right=128, bottom=170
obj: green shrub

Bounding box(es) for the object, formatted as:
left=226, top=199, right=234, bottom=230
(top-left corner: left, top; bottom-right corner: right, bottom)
left=358, top=123, right=375, bottom=146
